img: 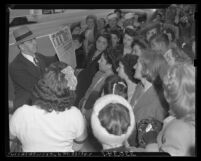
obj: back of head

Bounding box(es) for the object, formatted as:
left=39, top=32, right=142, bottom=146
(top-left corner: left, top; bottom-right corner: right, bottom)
left=91, top=94, right=135, bottom=146
left=163, top=62, right=195, bottom=121
left=119, top=54, right=139, bottom=83
left=152, top=33, right=170, bottom=49
left=103, top=74, right=128, bottom=99
left=32, top=62, right=76, bottom=112
left=103, top=46, right=124, bottom=73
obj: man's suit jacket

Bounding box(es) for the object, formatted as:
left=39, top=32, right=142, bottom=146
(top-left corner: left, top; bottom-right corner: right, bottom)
left=9, top=52, right=58, bottom=112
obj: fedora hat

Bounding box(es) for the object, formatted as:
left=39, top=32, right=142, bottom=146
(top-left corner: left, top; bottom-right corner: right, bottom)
left=13, top=26, right=36, bottom=45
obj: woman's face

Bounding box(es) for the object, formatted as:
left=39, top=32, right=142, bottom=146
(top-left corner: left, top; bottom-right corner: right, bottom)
left=117, top=62, right=127, bottom=80
left=87, top=18, right=95, bottom=29
left=132, top=44, right=143, bottom=57
left=123, top=34, right=134, bottom=48
left=96, top=36, right=108, bottom=52
left=72, top=26, right=81, bottom=35
left=133, top=59, right=143, bottom=80
left=146, top=28, right=157, bottom=41
left=98, top=18, right=105, bottom=29
left=108, top=18, right=118, bottom=29
left=111, top=34, right=119, bottom=47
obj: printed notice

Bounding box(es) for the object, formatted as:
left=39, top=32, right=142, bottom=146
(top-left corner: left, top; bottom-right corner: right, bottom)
left=49, top=26, right=76, bottom=68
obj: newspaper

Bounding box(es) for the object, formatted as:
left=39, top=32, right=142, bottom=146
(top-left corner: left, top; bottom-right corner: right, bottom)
left=49, top=25, right=76, bottom=68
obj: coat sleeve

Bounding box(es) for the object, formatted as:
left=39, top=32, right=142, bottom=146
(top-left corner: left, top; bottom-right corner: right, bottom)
left=9, top=65, right=38, bottom=93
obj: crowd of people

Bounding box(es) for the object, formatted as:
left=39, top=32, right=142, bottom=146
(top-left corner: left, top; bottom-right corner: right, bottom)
left=9, top=4, right=196, bottom=156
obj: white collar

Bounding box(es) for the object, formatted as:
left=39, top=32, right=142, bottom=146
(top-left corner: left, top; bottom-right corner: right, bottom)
left=21, top=52, right=37, bottom=66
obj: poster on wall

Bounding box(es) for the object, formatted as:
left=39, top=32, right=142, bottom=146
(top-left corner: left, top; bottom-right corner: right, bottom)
left=49, top=25, right=76, bottom=68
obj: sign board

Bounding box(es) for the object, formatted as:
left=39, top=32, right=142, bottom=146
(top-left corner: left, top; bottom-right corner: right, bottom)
left=49, top=25, right=76, bottom=68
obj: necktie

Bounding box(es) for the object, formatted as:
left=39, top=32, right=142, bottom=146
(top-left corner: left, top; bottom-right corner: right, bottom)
left=33, top=57, right=40, bottom=67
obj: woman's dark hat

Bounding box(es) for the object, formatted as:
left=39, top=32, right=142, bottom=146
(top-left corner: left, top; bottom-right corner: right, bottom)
left=13, top=25, right=36, bottom=45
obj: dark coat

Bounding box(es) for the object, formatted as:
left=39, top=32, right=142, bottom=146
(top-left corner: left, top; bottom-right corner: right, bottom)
left=9, top=52, right=58, bottom=112
left=75, top=49, right=102, bottom=107
left=75, top=44, right=87, bottom=69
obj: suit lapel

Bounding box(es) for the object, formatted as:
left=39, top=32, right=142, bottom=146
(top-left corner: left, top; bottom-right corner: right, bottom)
left=18, top=53, right=43, bottom=78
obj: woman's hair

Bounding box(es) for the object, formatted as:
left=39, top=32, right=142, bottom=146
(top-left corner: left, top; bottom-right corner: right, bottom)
left=110, top=29, right=122, bottom=41
left=104, top=47, right=123, bottom=73
left=32, top=62, right=76, bottom=112
left=171, top=46, right=192, bottom=64
left=119, top=54, right=140, bottom=84
left=102, top=75, right=128, bottom=99
left=139, top=49, right=170, bottom=82
left=86, top=14, right=97, bottom=24
left=132, top=37, right=148, bottom=49
left=124, top=28, right=137, bottom=38
left=72, top=34, right=85, bottom=43
left=163, top=63, right=195, bottom=121
left=70, top=21, right=81, bottom=33
left=152, top=33, right=170, bottom=48
left=98, top=103, right=130, bottom=136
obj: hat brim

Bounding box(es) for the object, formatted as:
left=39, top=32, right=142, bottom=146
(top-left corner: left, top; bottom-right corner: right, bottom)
left=15, top=34, right=36, bottom=45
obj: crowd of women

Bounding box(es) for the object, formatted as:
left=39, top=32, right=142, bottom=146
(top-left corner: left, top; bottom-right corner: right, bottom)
left=9, top=4, right=196, bottom=156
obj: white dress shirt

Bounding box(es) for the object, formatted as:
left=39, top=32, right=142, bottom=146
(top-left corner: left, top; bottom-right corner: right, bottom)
left=21, top=53, right=37, bottom=66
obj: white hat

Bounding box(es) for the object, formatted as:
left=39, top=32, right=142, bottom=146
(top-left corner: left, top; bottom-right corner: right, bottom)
left=124, top=12, right=134, bottom=20
left=91, top=94, right=135, bottom=146
left=107, top=13, right=118, bottom=20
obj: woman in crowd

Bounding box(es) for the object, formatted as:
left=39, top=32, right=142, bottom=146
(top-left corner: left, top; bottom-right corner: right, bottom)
left=110, top=29, right=122, bottom=49
left=117, top=54, right=139, bottom=103
left=91, top=94, right=135, bottom=152
left=97, top=18, right=106, bottom=34
left=9, top=62, right=88, bottom=152
left=70, top=22, right=81, bottom=35
left=105, top=12, right=122, bottom=33
left=72, top=34, right=87, bottom=69
left=139, top=22, right=161, bottom=44
left=132, top=37, right=148, bottom=57
left=80, top=50, right=118, bottom=121
left=101, top=74, right=128, bottom=99
left=128, top=49, right=168, bottom=147
left=75, top=33, right=111, bottom=107
left=123, top=28, right=136, bottom=55
left=83, top=15, right=98, bottom=54
left=145, top=63, right=195, bottom=156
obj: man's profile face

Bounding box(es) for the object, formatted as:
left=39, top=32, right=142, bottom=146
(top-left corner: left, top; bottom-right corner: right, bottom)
left=21, top=38, right=37, bottom=54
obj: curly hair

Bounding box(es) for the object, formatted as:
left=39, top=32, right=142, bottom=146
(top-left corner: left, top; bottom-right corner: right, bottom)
left=32, top=62, right=76, bottom=113
left=98, top=103, right=131, bottom=136
left=163, top=63, right=195, bottom=121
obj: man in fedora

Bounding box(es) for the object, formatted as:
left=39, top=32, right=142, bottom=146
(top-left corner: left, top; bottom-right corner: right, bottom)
left=9, top=25, right=58, bottom=113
